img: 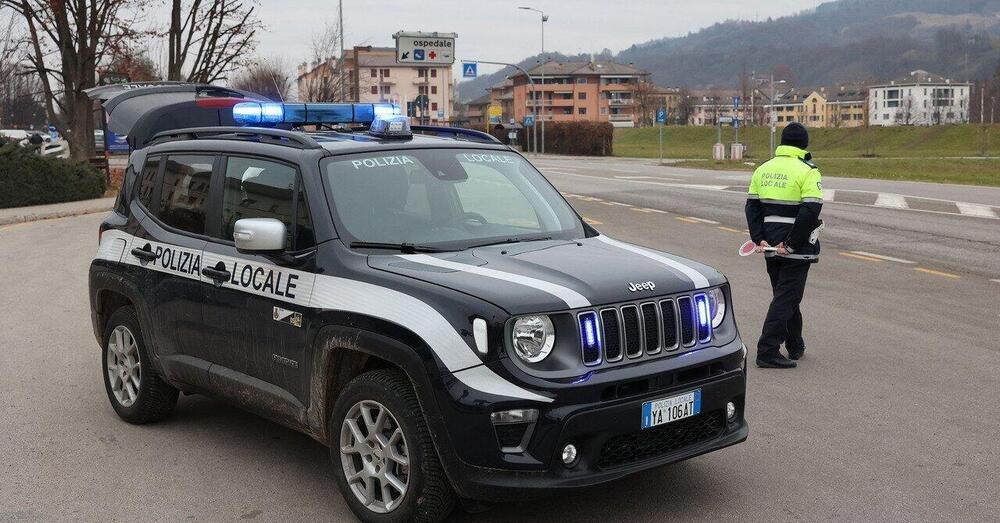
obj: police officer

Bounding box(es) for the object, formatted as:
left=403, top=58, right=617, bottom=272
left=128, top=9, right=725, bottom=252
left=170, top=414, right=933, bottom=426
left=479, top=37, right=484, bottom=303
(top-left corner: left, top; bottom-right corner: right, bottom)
left=745, top=122, right=823, bottom=369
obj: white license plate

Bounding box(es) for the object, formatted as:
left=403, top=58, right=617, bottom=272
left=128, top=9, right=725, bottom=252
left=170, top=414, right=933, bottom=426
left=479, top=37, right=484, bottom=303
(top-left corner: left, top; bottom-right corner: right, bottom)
left=641, top=389, right=702, bottom=429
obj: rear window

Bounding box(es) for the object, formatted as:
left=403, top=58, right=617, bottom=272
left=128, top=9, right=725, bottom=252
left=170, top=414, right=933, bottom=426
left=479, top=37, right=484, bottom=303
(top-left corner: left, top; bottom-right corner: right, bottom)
left=156, top=155, right=214, bottom=235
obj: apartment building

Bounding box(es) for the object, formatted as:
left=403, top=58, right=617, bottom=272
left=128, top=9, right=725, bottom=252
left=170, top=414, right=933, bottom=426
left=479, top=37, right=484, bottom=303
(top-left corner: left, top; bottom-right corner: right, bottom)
left=770, top=86, right=866, bottom=128
left=296, top=46, right=454, bottom=124
left=688, top=90, right=741, bottom=126
left=506, top=60, right=651, bottom=127
left=868, top=70, right=970, bottom=126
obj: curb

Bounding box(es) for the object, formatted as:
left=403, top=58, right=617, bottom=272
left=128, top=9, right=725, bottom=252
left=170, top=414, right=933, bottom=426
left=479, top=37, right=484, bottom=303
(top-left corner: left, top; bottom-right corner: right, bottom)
left=0, top=201, right=114, bottom=226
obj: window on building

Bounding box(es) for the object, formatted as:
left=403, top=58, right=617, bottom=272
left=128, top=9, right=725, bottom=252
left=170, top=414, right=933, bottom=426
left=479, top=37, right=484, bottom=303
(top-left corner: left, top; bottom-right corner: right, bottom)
left=381, top=85, right=391, bottom=94
left=430, top=69, right=437, bottom=78
left=431, top=86, right=437, bottom=94
left=431, top=102, right=438, bottom=111
left=156, top=155, right=214, bottom=235
left=381, top=69, right=390, bottom=77
left=418, top=86, right=427, bottom=95
left=418, top=69, right=426, bottom=78
left=578, top=92, right=586, bottom=100
left=600, top=107, right=608, bottom=115
left=578, top=107, right=587, bottom=115
left=370, top=85, right=378, bottom=95
left=576, top=77, right=586, bottom=84
left=370, top=69, right=377, bottom=78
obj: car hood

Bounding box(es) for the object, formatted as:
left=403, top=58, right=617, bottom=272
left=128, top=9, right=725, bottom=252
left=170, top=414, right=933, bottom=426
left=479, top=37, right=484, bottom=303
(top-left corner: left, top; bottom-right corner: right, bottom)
left=368, top=235, right=725, bottom=315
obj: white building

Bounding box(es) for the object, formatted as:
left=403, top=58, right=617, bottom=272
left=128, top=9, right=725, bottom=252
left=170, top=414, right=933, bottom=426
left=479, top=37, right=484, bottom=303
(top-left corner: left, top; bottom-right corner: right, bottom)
left=868, top=70, right=971, bottom=126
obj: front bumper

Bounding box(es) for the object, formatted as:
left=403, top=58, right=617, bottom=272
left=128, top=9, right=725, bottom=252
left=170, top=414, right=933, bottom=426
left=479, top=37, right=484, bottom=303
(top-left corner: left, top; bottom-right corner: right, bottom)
left=431, top=339, right=748, bottom=501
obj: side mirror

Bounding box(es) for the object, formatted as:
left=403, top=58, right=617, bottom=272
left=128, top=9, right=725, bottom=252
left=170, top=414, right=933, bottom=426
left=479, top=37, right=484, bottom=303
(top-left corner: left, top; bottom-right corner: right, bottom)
left=233, top=218, right=286, bottom=252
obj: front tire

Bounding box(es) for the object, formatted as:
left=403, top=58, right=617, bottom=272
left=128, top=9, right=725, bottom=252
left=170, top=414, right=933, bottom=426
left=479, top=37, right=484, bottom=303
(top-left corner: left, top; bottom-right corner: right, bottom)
left=101, top=306, right=178, bottom=423
left=330, top=369, right=456, bottom=522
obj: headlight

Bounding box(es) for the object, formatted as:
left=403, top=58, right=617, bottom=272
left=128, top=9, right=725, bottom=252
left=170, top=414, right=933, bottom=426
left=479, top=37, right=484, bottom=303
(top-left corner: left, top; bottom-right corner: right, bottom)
left=511, top=315, right=555, bottom=363
left=707, top=287, right=726, bottom=328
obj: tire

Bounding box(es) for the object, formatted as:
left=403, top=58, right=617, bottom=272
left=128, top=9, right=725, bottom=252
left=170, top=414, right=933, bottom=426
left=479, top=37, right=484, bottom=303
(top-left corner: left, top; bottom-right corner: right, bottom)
left=330, top=369, right=456, bottom=523
left=101, top=306, right=178, bottom=424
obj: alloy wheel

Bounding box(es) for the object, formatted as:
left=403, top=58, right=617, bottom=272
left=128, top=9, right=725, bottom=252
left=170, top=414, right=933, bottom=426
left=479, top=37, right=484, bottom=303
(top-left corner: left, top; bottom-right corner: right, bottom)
left=339, top=400, right=410, bottom=513
left=106, top=325, right=141, bottom=407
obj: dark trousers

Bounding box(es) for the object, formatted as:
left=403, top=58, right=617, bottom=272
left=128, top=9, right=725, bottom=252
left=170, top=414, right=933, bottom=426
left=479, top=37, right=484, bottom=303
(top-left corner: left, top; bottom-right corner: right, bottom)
left=757, top=258, right=811, bottom=358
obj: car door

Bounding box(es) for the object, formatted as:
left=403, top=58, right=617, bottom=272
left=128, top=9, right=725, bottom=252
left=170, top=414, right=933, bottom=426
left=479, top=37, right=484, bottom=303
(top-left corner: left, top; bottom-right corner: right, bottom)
left=200, top=154, right=317, bottom=403
left=123, top=153, right=216, bottom=387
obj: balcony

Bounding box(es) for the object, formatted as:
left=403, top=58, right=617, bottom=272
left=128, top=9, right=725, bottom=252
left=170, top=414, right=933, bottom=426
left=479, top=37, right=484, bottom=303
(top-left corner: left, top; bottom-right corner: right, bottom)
left=608, top=114, right=635, bottom=122
left=607, top=98, right=634, bottom=106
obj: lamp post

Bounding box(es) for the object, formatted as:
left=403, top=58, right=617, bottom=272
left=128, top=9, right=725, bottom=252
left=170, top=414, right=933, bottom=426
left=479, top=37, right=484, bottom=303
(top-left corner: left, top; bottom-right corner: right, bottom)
left=519, top=6, right=547, bottom=154
left=768, top=75, right=788, bottom=156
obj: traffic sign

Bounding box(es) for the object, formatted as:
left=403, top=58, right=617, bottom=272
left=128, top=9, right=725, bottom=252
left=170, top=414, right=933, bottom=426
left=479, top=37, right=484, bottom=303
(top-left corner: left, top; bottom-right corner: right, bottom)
left=462, top=62, right=477, bottom=78
left=656, top=108, right=667, bottom=124
left=718, top=116, right=734, bottom=124
left=733, top=117, right=741, bottom=129
left=733, top=96, right=741, bottom=109
left=393, top=31, right=457, bottom=65
left=523, top=114, right=535, bottom=126
left=437, top=110, right=445, bottom=118
left=488, top=105, right=502, bottom=118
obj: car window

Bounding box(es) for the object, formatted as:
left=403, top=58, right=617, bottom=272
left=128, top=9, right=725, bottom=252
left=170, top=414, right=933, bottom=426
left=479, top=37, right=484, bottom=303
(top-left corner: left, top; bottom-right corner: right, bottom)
left=135, top=157, right=160, bottom=210
left=295, top=183, right=316, bottom=250
left=156, top=155, right=213, bottom=235
left=221, top=156, right=303, bottom=248
left=453, top=162, right=540, bottom=230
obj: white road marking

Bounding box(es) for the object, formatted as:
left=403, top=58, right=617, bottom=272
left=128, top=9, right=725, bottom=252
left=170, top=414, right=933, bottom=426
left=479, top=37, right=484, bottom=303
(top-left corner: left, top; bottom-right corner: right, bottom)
left=632, top=207, right=668, bottom=214
left=684, top=216, right=720, bottom=224
left=875, top=193, right=909, bottom=209
left=956, top=202, right=998, bottom=219
left=850, top=251, right=915, bottom=264
left=615, top=175, right=683, bottom=181
left=608, top=167, right=642, bottom=173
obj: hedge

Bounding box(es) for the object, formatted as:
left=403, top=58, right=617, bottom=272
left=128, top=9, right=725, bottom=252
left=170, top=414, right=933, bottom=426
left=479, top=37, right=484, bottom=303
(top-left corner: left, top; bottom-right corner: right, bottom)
left=0, top=140, right=106, bottom=209
left=487, top=121, right=615, bottom=156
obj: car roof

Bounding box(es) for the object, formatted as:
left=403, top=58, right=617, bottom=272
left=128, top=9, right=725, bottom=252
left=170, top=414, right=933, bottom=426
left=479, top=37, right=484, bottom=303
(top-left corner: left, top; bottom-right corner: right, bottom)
left=310, top=131, right=511, bottom=155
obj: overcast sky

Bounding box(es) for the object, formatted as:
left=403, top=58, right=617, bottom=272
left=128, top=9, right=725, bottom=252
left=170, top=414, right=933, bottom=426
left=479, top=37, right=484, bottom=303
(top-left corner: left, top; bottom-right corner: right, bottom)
left=255, top=0, right=830, bottom=77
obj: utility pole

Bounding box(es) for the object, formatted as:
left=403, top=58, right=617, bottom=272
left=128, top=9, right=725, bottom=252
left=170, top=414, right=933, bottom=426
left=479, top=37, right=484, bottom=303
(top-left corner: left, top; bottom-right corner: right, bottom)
left=520, top=6, right=547, bottom=154
left=338, top=0, right=345, bottom=102
left=770, top=73, right=777, bottom=155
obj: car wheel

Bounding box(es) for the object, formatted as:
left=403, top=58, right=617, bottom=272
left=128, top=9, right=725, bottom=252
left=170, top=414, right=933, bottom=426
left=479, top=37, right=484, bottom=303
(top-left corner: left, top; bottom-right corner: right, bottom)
left=101, top=306, right=178, bottom=423
left=330, top=369, right=456, bottom=523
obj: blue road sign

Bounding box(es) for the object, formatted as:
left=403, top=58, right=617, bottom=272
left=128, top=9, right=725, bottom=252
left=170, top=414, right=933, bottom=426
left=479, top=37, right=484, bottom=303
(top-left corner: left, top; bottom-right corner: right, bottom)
left=524, top=114, right=535, bottom=126
left=462, top=62, right=477, bottom=78
left=656, top=108, right=667, bottom=124
left=413, top=49, right=425, bottom=61
left=733, top=96, right=741, bottom=109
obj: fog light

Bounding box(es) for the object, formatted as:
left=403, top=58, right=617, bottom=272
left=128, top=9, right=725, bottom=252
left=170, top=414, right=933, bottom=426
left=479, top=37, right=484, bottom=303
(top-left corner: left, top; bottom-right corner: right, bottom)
left=561, top=444, right=578, bottom=466
left=726, top=401, right=737, bottom=421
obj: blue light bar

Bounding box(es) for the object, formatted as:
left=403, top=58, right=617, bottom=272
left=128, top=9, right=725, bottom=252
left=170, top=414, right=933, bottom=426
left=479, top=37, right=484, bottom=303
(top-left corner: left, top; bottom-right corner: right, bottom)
left=232, top=102, right=401, bottom=126
left=579, top=311, right=602, bottom=366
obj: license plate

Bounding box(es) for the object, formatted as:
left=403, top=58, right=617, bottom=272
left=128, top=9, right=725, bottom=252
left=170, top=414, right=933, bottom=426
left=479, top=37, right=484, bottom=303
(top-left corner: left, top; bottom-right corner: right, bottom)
left=641, top=389, right=701, bottom=429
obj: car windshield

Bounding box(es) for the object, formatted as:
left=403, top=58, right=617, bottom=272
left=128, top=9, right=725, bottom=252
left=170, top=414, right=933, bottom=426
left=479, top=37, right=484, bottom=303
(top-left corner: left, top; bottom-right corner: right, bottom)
left=322, top=149, right=585, bottom=250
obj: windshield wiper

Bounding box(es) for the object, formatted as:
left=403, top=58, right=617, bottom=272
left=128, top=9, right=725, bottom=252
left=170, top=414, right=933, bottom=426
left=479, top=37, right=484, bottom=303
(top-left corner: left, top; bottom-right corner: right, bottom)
left=467, top=236, right=554, bottom=249
left=349, top=241, right=450, bottom=253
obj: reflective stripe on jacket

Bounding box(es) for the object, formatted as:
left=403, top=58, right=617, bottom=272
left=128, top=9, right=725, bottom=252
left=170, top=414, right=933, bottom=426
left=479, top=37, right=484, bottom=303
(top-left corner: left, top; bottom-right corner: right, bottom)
left=745, top=145, right=824, bottom=261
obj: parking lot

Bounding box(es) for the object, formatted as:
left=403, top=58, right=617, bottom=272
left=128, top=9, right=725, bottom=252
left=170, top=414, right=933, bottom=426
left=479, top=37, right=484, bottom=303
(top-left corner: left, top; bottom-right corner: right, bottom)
left=2, top=157, right=999, bottom=521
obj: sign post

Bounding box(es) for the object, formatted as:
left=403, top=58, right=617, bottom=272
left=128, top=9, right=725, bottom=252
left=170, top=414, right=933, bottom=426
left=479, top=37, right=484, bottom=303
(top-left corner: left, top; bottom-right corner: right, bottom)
left=393, top=31, right=457, bottom=65
left=656, top=107, right=667, bottom=165
left=487, top=104, right=502, bottom=136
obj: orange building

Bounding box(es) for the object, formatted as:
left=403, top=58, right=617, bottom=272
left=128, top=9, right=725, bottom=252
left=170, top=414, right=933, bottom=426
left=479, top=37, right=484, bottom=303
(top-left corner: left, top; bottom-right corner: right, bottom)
left=507, top=60, right=651, bottom=127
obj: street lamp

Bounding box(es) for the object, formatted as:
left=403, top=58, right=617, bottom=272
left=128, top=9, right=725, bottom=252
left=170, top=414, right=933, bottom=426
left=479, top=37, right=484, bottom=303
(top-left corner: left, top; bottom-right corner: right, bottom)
left=519, top=6, right=548, bottom=154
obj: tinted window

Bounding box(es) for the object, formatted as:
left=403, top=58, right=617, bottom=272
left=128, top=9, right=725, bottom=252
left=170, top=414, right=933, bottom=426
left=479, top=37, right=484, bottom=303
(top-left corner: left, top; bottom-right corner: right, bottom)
left=157, top=155, right=213, bottom=235
left=135, top=157, right=160, bottom=209
left=221, top=157, right=307, bottom=248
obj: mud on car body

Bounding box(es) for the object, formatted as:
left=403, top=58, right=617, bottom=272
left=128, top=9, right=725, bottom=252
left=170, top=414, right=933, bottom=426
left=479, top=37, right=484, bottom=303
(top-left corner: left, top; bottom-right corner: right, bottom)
left=87, top=84, right=748, bottom=522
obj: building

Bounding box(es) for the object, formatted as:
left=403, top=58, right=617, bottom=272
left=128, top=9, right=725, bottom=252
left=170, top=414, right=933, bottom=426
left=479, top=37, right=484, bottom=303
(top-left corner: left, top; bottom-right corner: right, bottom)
left=296, top=46, right=454, bottom=124
left=506, top=60, right=652, bottom=127
left=464, top=93, right=491, bottom=127
left=688, top=91, right=741, bottom=126
left=868, top=70, right=971, bottom=126
left=768, top=86, right=866, bottom=128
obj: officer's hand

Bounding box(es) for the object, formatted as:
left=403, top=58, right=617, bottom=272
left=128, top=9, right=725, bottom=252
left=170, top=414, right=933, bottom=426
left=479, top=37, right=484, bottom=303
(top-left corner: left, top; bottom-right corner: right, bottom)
left=775, top=243, right=789, bottom=255
left=755, top=241, right=770, bottom=254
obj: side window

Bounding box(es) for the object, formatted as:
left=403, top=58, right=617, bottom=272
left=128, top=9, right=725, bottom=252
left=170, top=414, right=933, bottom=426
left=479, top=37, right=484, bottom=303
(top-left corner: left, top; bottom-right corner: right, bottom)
left=157, top=155, right=214, bottom=235
left=295, top=184, right=316, bottom=250
left=221, top=156, right=306, bottom=248
left=135, top=157, right=160, bottom=210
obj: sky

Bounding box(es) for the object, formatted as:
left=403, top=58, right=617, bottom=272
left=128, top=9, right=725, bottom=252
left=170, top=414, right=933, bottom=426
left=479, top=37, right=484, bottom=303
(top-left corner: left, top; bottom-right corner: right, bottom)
left=255, top=0, right=831, bottom=78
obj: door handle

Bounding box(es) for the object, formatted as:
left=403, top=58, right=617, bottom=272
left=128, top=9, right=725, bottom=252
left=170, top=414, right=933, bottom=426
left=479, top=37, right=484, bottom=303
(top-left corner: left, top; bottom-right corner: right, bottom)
left=130, top=246, right=158, bottom=262
left=201, top=266, right=231, bottom=283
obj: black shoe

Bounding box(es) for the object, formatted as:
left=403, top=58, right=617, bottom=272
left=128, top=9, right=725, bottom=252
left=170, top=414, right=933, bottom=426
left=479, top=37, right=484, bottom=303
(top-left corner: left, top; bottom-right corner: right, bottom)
left=787, top=344, right=805, bottom=361
left=756, top=354, right=797, bottom=369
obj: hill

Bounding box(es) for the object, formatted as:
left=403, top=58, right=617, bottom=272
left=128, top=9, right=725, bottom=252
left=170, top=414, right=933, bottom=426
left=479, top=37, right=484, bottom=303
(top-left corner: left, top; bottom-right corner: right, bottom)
left=457, top=0, right=1000, bottom=101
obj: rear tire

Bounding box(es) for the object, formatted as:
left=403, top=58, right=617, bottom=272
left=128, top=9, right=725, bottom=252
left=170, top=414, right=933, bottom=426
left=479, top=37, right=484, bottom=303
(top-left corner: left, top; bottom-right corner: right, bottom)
left=101, top=306, right=178, bottom=423
left=330, top=369, right=456, bottom=523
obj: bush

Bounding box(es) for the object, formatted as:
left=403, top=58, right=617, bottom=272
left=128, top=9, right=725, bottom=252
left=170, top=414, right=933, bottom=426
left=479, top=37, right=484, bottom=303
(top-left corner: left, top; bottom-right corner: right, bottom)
left=488, top=121, right=615, bottom=156
left=0, top=140, right=106, bottom=209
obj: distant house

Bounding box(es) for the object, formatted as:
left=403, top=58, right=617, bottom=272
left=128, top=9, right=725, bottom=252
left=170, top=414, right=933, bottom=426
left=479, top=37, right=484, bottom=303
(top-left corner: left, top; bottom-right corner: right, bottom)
left=767, top=86, right=866, bottom=128
left=464, top=93, right=491, bottom=127
left=868, top=70, right=971, bottom=126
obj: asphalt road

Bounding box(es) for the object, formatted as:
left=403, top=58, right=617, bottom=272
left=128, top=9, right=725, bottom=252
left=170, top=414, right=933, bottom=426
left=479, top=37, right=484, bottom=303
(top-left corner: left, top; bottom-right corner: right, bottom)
left=2, top=159, right=999, bottom=522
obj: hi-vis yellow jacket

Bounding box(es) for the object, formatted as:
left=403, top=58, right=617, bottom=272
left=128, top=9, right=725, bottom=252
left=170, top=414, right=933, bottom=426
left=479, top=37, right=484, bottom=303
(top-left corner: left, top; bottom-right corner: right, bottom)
left=745, top=145, right=824, bottom=261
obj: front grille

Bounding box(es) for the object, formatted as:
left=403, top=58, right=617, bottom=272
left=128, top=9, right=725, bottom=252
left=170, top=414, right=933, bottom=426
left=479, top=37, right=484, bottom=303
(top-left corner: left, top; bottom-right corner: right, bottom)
left=597, top=411, right=725, bottom=469
left=578, top=291, right=712, bottom=368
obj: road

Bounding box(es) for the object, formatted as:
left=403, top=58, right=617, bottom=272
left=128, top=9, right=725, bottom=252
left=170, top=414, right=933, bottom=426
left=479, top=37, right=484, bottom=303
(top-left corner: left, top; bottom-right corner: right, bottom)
left=1, top=158, right=998, bottom=522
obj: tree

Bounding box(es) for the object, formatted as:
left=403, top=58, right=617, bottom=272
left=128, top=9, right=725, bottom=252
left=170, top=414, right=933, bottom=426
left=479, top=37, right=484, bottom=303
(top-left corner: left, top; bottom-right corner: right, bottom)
left=229, top=58, right=290, bottom=101
left=166, top=0, right=261, bottom=83
left=0, top=13, right=45, bottom=129
left=3, top=0, right=145, bottom=159
left=631, top=80, right=656, bottom=127
left=106, top=48, right=160, bottom=82
left=297, top=19, right=351, bottom=102
left=676, top=88, right=695, bottom=125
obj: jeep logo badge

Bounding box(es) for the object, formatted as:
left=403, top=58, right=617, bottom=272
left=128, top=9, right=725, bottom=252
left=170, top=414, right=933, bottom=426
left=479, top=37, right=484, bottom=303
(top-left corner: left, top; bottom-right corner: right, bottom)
left=628, top=281, right=656, bottom=292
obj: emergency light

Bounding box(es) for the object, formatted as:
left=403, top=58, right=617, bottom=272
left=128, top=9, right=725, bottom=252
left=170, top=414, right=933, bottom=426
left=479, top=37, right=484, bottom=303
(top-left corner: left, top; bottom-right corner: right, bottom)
left=232, top=102, right=400, bottom=126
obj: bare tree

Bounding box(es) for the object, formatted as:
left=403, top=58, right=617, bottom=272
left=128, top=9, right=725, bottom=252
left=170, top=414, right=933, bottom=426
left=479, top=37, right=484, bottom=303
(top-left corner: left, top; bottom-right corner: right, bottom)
left=0, top=13, right=45, bottom=129
left=894, top=95, right=914, bottom=125
left=166, top=0, right=261, bottom=83
left=106, top=48, right=160, bottom=82
left=2, top=0, right=145, bottom=159
left=631, top=80, right=656, bottom=127
left=230, top=58, right=290, bottom=101
left=297, top=20, right=350, bottom=102
left=676, top=88, right=695, bottom=125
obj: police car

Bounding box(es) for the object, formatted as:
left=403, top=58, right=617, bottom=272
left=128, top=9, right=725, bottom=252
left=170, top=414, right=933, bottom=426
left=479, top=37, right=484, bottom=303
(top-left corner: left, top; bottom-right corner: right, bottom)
left=88, top=84, right=748, bottom=522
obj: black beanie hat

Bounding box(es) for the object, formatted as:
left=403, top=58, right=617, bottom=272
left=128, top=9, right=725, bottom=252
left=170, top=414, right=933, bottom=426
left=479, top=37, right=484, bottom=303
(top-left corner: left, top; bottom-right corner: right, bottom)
left=781, top=122, right=809, bottom=149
